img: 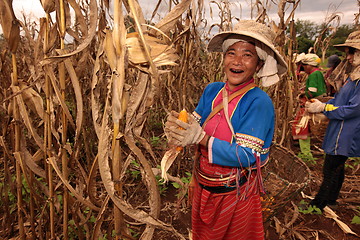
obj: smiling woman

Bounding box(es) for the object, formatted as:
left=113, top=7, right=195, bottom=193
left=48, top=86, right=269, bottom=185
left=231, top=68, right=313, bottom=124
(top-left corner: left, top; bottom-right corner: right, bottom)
left=165, top=20, right=287, bottom=240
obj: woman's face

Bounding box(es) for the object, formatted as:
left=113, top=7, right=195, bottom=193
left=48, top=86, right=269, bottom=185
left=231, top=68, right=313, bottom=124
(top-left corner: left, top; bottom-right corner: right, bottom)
left=223, top=41, right=262, bottom=90
left=345, top=47, right=360, bottom=67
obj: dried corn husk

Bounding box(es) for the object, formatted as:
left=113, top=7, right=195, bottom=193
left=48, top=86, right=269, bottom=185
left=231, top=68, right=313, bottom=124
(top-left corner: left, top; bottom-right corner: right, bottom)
left=0, top=0, right=20, bottom=53
left=40, top=0, right=56, bottom=13
left=126, top=33, right=179, bottom=68
left=294, top=112, right=327, bottom=134
left=324, top=207, right=358, bottom=236
left=160, top=148, right=180, bottom=183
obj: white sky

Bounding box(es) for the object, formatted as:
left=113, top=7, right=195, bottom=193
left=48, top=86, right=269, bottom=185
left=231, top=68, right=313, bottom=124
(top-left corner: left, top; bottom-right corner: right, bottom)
left=1, top=0, right=357, bottom=34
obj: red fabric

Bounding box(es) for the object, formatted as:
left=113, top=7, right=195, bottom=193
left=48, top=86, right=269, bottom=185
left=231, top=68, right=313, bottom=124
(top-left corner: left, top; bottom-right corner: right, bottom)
left=191, top=173, right=265, bottom=240
left=292, top=98, right=309, bottom=140
left=191, top=80, right=264, bottom=239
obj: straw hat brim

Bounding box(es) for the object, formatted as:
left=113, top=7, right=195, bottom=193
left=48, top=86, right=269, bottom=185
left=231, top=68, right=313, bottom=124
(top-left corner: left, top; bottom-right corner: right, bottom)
left=207, top=31, right=287, bottom=75
left=334, top=43, right=360, bottom=52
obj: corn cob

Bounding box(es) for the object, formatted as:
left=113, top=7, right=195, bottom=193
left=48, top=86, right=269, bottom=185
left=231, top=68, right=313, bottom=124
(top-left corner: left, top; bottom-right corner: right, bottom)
left=176, top=109, right=188, bottom=151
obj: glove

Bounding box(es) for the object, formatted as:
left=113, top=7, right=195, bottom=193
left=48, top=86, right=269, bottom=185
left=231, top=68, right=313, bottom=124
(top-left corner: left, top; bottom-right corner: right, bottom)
left=165, top=111, right=206, bottom=147
left=305, top=99, right=326, bottom=113
left=164, top=111, right=181, bottom=146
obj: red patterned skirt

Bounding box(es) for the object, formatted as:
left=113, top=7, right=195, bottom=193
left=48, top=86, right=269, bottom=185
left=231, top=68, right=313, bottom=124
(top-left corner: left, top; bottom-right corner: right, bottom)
left=191, top=172, right=265, bottom=240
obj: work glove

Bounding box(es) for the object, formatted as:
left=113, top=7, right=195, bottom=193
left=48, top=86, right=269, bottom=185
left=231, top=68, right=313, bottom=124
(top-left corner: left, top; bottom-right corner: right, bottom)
left=305, top=99, right=326, bottom=113
left=165, top=111, right=206, bottom=147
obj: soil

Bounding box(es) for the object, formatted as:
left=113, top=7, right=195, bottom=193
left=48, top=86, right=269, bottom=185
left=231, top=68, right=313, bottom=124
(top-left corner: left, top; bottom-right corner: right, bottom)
left=151, top=127, right=360, bottom=240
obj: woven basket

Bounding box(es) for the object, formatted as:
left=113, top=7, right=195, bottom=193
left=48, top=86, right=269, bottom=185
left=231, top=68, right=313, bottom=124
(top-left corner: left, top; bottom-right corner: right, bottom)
left=261, top=143, right=311, bottom=222
left=309, top=96, right=332, bottom=142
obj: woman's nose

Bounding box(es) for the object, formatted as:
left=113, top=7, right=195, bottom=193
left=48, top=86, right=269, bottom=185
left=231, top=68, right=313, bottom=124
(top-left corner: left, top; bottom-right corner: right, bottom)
left=232, top=55, right=242, bottom=65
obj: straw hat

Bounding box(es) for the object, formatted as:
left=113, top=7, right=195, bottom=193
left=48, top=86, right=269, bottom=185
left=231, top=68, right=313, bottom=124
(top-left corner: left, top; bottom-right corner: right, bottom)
left=334, top=30, right=360, bottom=52
left=207, top=20, right=287, bottom=75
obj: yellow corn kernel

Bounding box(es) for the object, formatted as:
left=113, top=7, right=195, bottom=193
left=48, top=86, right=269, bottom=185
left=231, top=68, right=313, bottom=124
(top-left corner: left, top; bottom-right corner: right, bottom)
left=176, top=109, right=188, bottom=151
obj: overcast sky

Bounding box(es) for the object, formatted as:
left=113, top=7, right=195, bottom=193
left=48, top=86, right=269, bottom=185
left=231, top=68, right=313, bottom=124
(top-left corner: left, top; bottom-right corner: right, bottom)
left=2, top=0, right=357, bottom=34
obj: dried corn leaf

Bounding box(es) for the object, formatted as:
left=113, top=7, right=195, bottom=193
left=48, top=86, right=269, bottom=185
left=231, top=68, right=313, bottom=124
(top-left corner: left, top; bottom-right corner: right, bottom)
left=12, top=85, right=44, bottom=148
left=160, top=148, right=180, bottom=182
left=0, top=0, right=20, bottom=53
left=40, top=0, right=55, bottom=13
left=19, top=82, right=45, bottom=120
left=154, top=0, right=192, bottom=34
left=44, top=66, right=76, bottom=129
left=124, top=73, right=149, bottom=136
left=91, top=40, right=105, bottom=138
left=44, top=22, right=60, bottom=54
left=41, top=0, right=97, bottom=64
left=112, top=2, right=127, bottom=123
left=21, top=145, right=46, bottom=178
left=126, top=33, right=179, bottom=67
left=62, top=54, right=84, bottom=143
left=104, top=29, right=117, bottom=71
left=96, top=88, right=183, bottom=238
left=47, top=156, right=100, bottom=211
left=67, top=0, right=87, bottom=36
left=324, top=207, right=358, bottom=236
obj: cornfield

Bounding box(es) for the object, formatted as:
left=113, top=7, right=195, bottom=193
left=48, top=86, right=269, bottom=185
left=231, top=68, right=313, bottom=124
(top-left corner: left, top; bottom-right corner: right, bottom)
left=0, top=0, right=358, bottom=239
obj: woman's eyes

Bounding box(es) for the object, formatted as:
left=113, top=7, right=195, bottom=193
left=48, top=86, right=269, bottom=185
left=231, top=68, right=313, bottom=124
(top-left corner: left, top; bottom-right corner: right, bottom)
left=226, top=51, right=253, bottom=57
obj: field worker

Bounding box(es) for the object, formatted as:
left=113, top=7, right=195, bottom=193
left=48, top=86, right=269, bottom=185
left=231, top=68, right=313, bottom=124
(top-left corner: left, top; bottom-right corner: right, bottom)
left=165, top=20, right=287, bottom=240
left=296, top=53, right=326, bottom=162
left=305, top=30, right=360, bottom=210
left=325, top=54, right=342, bottom=96
left=291, top=53, right=311, bottom=159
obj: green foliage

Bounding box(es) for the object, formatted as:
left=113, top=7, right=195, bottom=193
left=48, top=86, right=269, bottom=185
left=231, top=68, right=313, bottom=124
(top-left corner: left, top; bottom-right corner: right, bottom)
left=327, top=24, right=357, bottom=57
left=290, top=20, right=356, bottom=57
left=345, top=157, right=360, bottom=170
left=352, top=216, right=360, bottom=225
left=155, top=171, right=168, bottom=195
left=296, top=36, right=314, bottom=54
left=297, top=153, right=317, bottom=166
left=129, top=160, right=141, bottom=179
left=298, top=200, right=322, bottom=215
left=351, top=207, right=360, bottom=225
left=294, top=20, right=320, bottom=40
left=171, top=172, right=192, bottom=189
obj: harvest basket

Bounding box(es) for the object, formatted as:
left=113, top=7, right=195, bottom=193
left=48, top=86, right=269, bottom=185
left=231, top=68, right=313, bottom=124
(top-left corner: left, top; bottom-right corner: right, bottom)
left=261, top=143, right=311, bottom=222
left=309, top=96, right=332, bottom=142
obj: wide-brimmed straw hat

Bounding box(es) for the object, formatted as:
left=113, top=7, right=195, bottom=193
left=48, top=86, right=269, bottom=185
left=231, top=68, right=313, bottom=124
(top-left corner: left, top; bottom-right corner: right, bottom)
left=334, top=30, right=360, bottom=52
left=207, top=20, right=287, bottom=75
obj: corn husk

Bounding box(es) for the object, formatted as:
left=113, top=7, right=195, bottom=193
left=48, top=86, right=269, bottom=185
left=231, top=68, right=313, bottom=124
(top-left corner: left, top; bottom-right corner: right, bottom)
left=160, top=148, right=180, bottom=183
left=0, top=0, right=20, bottom=53
left=126, top=33, right=179, bottom=68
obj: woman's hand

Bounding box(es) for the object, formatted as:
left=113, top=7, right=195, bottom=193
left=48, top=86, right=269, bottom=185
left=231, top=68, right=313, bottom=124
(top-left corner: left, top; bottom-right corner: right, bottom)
left=165, top=111, right=206, bottom=147
left=305, top=99, right=326, bottom=113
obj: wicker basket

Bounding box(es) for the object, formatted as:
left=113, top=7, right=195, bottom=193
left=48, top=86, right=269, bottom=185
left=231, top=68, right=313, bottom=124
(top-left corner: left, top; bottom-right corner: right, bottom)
left=309, top=96, right=332, bottom=142
left=261, top=143, right=311, bottom=222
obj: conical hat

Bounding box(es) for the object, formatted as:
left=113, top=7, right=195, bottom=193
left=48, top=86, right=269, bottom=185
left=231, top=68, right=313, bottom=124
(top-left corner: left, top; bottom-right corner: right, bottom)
left=207, top=20, right=287, bottom=75
left=334, top=30, right=360, bottom=52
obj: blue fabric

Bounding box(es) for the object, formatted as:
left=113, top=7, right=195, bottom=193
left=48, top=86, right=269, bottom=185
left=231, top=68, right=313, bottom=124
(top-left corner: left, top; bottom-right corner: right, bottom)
left=194, top=82, right=275, bottom=167
left=322, top=78, right=360, bottom=157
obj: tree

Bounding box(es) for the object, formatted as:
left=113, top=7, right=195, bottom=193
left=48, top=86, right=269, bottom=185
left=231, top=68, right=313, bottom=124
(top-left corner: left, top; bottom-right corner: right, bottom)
left=327, top=24, right=357, bottom=57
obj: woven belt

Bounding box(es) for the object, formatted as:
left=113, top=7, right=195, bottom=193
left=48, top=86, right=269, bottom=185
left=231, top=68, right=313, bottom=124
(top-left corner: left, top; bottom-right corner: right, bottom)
left=199, top=174, right=248, bottom=193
